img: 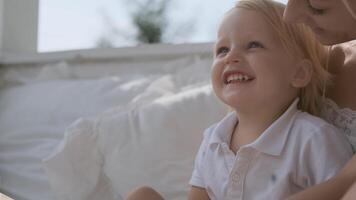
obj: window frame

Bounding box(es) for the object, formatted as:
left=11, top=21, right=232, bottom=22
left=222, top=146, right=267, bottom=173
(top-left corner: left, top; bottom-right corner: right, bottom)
left=0, top=0, right=213, bottom=66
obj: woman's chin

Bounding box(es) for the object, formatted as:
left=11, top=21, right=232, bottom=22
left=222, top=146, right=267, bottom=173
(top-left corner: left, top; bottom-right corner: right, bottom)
left=316, top=31, right=355, bottom=45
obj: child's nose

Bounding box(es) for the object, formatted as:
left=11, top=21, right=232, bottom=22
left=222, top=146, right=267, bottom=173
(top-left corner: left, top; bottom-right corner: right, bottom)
left=225, top=50, right=240, bottom=64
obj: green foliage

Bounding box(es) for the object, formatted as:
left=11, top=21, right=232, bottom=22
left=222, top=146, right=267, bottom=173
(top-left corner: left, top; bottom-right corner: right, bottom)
left=96, top=37, right=114, bottom=48
left=129, top=0, right=170, bottom=43
left=95, top=0, right=194, bottom=47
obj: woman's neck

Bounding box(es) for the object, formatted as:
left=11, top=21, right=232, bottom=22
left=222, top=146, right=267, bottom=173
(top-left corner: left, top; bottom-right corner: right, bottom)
left=327, top=42, right=356, bottom=110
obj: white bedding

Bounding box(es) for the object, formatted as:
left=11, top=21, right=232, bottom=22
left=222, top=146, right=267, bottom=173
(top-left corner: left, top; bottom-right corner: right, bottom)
left=0, top=55, right=227, bottom=200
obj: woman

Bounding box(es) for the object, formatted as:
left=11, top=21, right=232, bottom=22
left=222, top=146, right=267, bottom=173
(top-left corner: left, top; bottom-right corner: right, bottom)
left=283, top=0, right=356, bottom=200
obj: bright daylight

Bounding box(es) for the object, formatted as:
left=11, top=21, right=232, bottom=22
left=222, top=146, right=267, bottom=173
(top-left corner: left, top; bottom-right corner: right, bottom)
left=1, top=0, right=356, bottom=200
left=38, top=0, right=287, bottom=52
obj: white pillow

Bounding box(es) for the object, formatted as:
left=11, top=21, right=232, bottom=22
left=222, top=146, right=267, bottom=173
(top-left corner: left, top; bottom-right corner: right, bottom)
left=0, top=76, right=156, bottom=200
left=1, top=56, right=213, bottom=85
left=43, top=85, right=227, bottom=200
left=0, top=54, right=214, bottom=200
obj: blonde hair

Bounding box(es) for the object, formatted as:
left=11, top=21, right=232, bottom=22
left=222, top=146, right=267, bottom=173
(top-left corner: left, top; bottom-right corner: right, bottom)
left=234, top=0, right=330, bottom=116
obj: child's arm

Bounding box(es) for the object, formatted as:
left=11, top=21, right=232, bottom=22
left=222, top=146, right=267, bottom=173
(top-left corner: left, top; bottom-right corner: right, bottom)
left=0, top=193, right=14, bottom=200
left=287, top=155, right=356, bottom=200
left=188, top=186, right=210, bottom=200
left=188, top=126, right=216, bottom=200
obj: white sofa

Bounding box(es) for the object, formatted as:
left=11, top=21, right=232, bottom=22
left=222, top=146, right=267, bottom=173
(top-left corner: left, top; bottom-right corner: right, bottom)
left=0, top=43, right=227, bottom=200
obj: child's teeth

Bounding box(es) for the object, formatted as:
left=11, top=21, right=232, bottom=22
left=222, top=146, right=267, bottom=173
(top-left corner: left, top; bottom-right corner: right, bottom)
left=227, top=74, right=250, bottom=83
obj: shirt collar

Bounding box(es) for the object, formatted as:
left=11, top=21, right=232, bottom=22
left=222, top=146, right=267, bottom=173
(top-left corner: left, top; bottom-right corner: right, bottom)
left=248, top=98, right=299, bottom=156
left=209, top=98, right=300, bottom=156
left=209, top=111, right=238, bottom=147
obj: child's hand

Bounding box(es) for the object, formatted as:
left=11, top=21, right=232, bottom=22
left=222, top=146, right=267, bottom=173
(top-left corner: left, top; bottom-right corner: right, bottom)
left=0, top=193, right=14, bottom=200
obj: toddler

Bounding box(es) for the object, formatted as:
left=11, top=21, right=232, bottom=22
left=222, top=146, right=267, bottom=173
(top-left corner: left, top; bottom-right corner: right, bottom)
left=126, top=0, right=353, bottom=199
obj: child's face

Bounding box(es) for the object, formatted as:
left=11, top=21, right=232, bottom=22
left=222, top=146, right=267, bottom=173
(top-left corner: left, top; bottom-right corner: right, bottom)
left=212, top=8, right=300, bottom=113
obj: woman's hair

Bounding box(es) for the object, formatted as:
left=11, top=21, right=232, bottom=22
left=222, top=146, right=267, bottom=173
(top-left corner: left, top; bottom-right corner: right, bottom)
left=234, top=0, right=330, bottom=116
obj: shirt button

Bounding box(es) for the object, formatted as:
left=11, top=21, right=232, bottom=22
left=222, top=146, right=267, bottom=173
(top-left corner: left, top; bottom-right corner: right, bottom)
left=232, top=173, right=240, bottom=182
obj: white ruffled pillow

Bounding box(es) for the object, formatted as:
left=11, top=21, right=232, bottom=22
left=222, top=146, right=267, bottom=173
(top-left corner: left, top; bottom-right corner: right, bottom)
left=43, top=85, right=227, bottom=200
left=0, top=77, right=155, bottom=200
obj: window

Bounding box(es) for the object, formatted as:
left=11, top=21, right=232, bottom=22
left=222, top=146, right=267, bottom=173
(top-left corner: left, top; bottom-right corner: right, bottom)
left=38, top=0, right=234, bottom=52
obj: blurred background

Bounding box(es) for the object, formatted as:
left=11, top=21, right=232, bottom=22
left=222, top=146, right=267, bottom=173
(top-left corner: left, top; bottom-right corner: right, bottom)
left=38, top=0, right=287, bottom=52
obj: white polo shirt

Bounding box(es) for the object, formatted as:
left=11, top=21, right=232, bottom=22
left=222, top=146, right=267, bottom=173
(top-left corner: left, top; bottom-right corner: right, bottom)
left=189, top=99, right=353, bottom=200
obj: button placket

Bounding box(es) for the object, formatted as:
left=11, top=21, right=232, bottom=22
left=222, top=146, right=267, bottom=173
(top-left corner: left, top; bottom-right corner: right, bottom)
left=231, top=172, right=240, bottom=183
left=226, top=147, right=255, bottom=199
left=222, top=143, right=236, bottom=171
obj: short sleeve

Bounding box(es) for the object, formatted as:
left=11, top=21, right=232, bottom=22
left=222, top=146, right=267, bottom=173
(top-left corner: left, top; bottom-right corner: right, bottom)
left=189, top=125, right=215, bottom=188
left=297, top=123, right=354, bottom=187
left=42, top=118, right=118, bottom=200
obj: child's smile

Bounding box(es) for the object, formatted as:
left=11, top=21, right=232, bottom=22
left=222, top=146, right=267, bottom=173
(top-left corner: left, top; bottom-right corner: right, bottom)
left=211, top=8, right=300, bottom=113
left=224, top=71, right=254, bottom=85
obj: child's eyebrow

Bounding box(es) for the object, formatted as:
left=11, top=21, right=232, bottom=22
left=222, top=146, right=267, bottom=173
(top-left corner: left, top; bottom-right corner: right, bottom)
left=215, top=38, right=224, bottom=45
left=214, top=37, right=229, bottom=48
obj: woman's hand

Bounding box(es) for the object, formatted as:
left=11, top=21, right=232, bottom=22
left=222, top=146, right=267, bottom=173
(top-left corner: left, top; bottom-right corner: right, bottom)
left=286, top=155, right=356, bottom=200
left=338, top=155, right=356, bottom=183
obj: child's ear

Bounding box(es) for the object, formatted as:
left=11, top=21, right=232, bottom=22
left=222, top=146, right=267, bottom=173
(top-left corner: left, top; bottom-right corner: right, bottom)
left=291, top=59, right=312, bottom=88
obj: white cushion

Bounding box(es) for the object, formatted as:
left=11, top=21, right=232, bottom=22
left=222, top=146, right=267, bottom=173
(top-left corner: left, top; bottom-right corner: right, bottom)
left=0, top=55, right=215, bottom=200
left=0, top=76, right=155, bottom=200
left=43, top=85, right=227, bottom=200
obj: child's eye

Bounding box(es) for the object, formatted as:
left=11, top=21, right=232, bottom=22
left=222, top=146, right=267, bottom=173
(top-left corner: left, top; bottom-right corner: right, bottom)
left=307, top=1, right=325, bottom=15
left=247, top=41, right=264, bottom=49
left=216, top=47, right=229, bottom=56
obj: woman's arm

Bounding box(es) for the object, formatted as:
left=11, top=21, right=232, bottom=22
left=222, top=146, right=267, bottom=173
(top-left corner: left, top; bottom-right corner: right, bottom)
left=286, top=176, right=352, bottom=200
left=287, top=155, right=356, bottom=200
left=188, top=186, right=210, bottom=200
left=342, top=181, right=356, bottom=200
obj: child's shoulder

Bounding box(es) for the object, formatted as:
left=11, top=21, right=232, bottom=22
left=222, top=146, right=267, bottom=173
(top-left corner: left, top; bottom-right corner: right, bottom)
left=293, top=111, right=345, bottom=141
left=294, top=111, right=337, bottom=131
left=295, top=111, right=331, bottom=125
left=291, top=111, right=353, bottom=166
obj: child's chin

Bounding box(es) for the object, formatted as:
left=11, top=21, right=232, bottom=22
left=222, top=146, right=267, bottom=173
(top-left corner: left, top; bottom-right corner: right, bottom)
left=225, top=100, right=247, bottom=111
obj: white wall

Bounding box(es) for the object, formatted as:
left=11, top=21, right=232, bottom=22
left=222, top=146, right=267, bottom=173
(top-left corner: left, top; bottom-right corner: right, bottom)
left=0, top=0, right=4, bottom=54
left=0, top=0, right=38, bottom=57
